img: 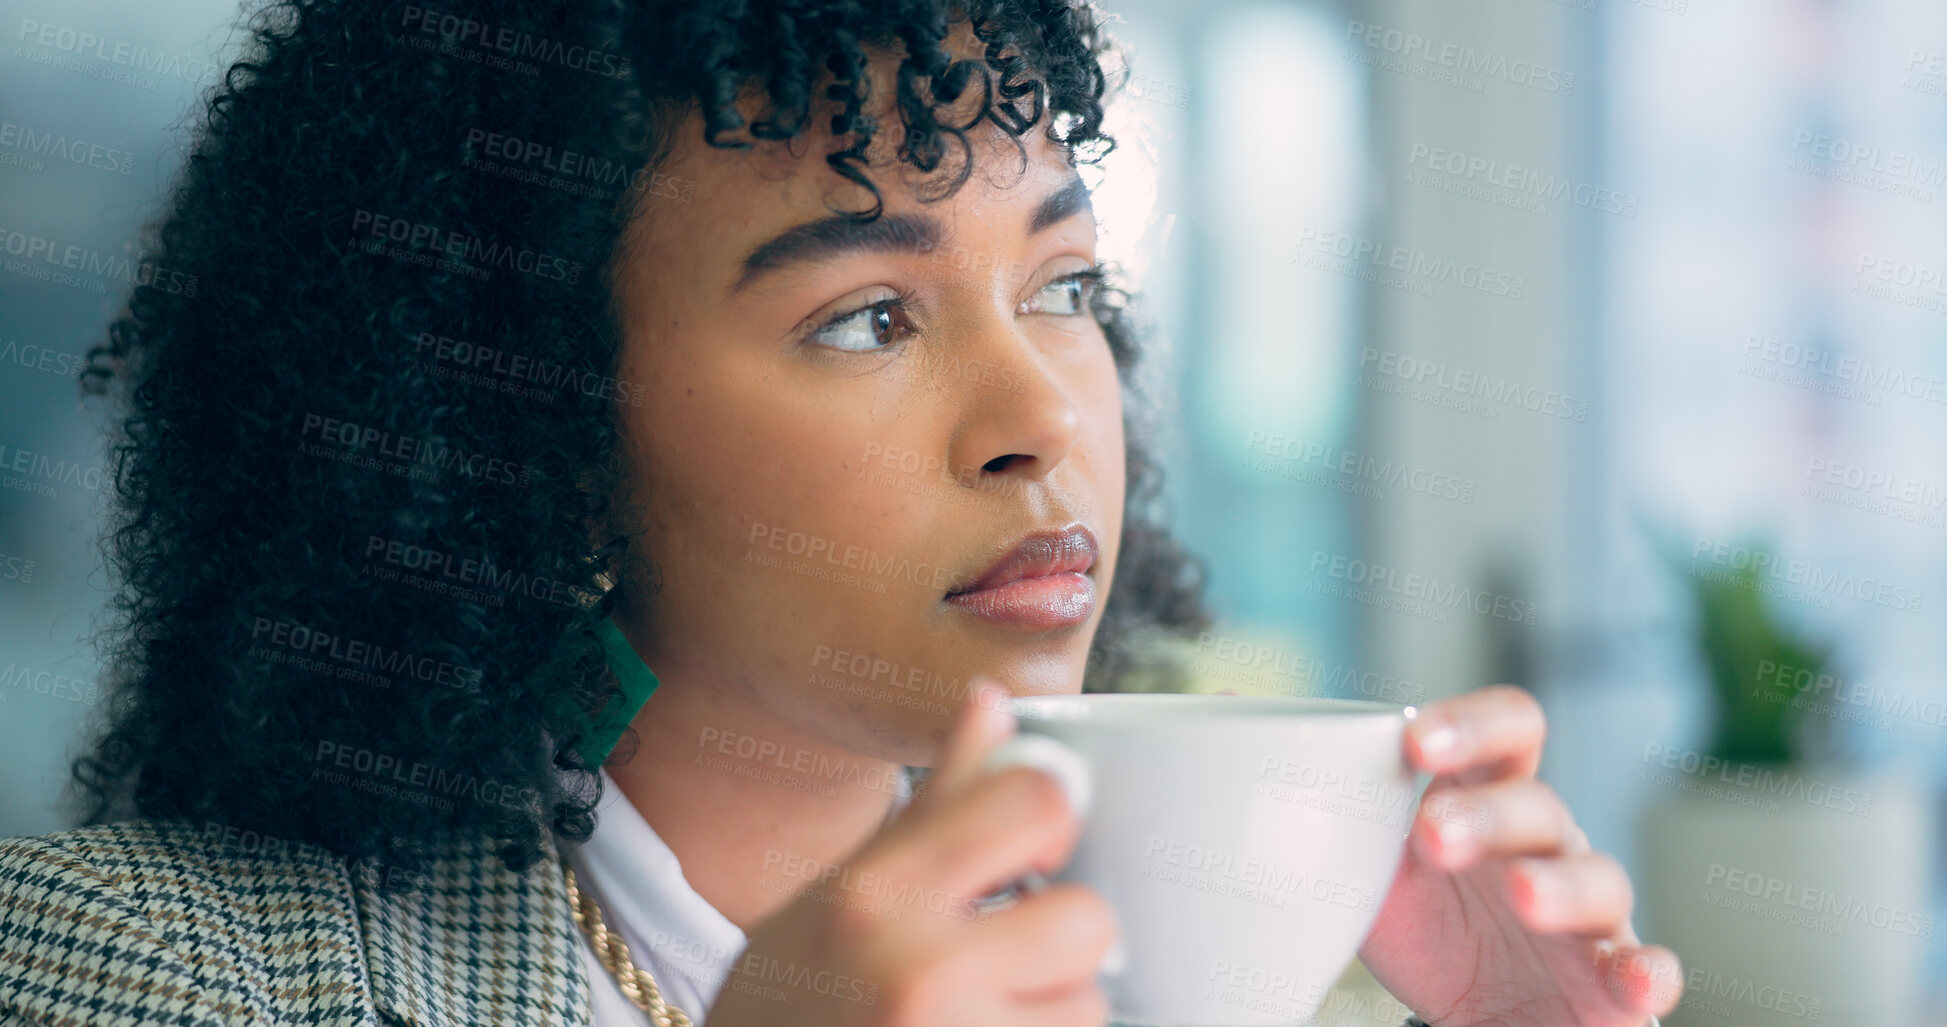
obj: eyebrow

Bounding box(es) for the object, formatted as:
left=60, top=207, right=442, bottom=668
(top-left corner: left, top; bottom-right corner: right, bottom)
left=731, top=174, right=1094, bottom=293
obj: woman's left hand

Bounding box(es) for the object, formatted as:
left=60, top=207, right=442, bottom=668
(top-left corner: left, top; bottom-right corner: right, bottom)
left=1358, top=685, right=1684, bottom=1027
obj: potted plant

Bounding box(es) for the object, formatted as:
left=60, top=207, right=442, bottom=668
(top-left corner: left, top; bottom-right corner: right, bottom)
left=1637, top=545, right=1931, bottom=1025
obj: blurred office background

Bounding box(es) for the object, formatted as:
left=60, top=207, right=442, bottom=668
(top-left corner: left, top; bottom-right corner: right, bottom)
left=3, top=0, right=1944, bottom=1023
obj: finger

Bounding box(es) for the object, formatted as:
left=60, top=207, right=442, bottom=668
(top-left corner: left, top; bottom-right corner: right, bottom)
left=1406, top=684, right=1546, bottom=781
left=1564, top=822, right=1592, bottom=855
left=1503, top=853, right=1634, bottom=936
left=1412, top=778, right=1574, bottom=871
left=1004, top=981, right=1110, bottom=1027
left=877, top=760, right=1081, bottom=904
left=1593, top=943, right=1684, bottom=1018
left=973, top=882, right=1118, bottom=998
left=921, top=677, right=1016, bottom=804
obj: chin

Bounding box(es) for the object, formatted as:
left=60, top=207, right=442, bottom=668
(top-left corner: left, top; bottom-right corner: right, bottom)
left=810, top=644, right=1097, bottom=764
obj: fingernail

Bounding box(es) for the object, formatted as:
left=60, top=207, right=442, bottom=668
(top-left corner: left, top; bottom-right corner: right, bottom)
left=1513, top=859, right=1560, bottom=915
left=971, top=680, right=1014, bottom=731
left=967, top=678, right=996, bottom=709
left=1417, top=723, right=1460, bottom=762
left=1434, top=816, right=1475, bottom=864
left=1101, top=934, right=1127, bottom=977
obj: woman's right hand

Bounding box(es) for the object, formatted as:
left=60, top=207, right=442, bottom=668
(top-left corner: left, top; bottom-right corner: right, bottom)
left=702, top=679, right=1117, bottom=1027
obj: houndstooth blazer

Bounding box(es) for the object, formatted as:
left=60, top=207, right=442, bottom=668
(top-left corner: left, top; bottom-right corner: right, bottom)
left=0, top=817, right=596, bottom=1027
left=0, top=818, right=1472, bottom=1027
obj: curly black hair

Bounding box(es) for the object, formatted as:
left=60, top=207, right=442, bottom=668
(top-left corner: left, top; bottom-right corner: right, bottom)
left=71, top=0, right=1209, bottom=876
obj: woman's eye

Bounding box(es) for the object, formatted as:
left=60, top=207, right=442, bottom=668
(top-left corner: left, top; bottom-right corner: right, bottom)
left=1019, top=270, right=1103, bottom=317
left=807, top=298, right=911, bottom=352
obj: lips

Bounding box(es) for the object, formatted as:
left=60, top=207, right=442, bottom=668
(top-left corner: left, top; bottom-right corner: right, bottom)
left=944, top=524, right=1099, bottom=630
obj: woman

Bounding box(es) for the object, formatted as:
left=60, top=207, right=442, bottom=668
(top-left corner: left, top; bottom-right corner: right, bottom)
left=0, top=1, right=1680, bottom=1024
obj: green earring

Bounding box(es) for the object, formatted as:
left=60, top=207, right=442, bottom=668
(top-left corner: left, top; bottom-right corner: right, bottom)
left=559, top=615, right=662, bottom=768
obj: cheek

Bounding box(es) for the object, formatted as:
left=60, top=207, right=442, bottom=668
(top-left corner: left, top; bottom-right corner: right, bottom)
left=620, top=361, right=933, bottom=652
left=1078, top=344, right=1128, bottom=577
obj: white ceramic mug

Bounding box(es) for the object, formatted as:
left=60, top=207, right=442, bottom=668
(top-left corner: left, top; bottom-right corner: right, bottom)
left=985, top=693, right=1421, bottom=1027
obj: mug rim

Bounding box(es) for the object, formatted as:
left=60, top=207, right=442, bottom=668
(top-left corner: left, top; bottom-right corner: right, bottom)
left=1008, top=692, right=1414, bottom=722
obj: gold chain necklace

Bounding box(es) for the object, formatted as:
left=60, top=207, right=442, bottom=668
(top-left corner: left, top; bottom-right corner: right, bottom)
left=563, top=864, right=696, bottom=1027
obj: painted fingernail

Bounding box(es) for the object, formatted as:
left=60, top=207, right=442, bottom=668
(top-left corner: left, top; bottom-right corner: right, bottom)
left=1101, top=935, right=1127, bottom=977
left=1513, top=859, right=1561, bottom=917
left=969, top=678, right=1002, bottom=712
left=1434, top=816, right=1475, bottom=865
left=974, top=681, right=1016, bottom=735
left=1417, top=723, right=1460, bottom=761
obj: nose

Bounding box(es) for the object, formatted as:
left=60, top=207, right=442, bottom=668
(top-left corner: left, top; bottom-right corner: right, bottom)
left=942, top=312, right=1086, bottom=491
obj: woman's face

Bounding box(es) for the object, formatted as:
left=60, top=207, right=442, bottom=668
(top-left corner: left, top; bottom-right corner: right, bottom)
left=609, top=92, right=1127, bottom=765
